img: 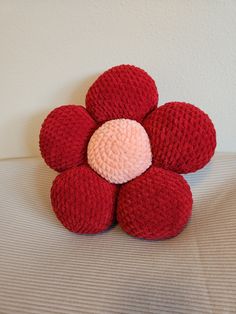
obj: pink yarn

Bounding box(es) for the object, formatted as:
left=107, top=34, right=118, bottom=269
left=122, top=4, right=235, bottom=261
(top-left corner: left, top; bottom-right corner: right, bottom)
left=87, top=119, right=152, bottom=184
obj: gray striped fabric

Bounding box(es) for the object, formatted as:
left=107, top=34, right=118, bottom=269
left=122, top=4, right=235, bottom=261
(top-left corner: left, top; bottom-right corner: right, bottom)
left=0, top=154, right=236, bottom=313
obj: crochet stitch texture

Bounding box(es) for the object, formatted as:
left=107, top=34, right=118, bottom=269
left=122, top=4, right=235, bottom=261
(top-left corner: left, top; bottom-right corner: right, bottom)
left=40, top=65, right=216, bottom=240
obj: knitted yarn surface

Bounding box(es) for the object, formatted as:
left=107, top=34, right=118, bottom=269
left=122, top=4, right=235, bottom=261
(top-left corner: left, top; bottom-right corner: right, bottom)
left=40, top=105, right=96, bottom=172
left=86, top=65, right=158, bottom=123
left=87, top=119, right=152, bottom=184
left=51, top=166, right=117, bottom=233
left=117, top=167, right=193, bottom=240
left=39, top=64, right=216, bottom=240
left=143, top=102, right=216, bottom=173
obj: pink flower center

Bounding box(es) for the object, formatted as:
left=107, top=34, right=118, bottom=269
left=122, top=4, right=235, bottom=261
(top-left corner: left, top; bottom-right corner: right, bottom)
left=87, top=119, right=152, bottom=184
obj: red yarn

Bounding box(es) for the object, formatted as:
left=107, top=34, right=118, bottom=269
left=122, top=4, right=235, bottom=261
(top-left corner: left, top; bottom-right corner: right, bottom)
left=51, top=166, right=117, bottom=234
left=86, top=65, right=158, bottom=123
left=40, top=105, right=97, bottom=172
left=117, top=166, right=193, bottom=240
left=143, top=102, right=216, bottom=173
left=39, top=65, right=217, bottom=240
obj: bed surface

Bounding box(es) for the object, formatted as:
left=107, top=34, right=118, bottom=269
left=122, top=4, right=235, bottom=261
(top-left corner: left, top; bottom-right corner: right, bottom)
left=0, top=154, right=236, bottom=313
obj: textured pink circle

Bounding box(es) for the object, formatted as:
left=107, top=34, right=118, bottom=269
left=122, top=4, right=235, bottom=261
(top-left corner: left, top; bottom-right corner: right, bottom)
left=87, top=119, right=152, bottom=184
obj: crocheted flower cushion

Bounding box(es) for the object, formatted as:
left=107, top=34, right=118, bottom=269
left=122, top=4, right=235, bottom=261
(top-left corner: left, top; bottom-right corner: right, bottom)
left=39, top=65, right=216, bottom=240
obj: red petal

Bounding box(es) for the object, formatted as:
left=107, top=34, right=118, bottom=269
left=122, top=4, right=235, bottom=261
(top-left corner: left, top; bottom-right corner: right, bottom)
left=143, top=102, right=216, bottom=173
left=86, top=65, right=158, bottom=123
left=117, top=166, right=192, bottom=240
left=51, top=165, right=117, bottom=234
left=40, top=105, right=97, bottom=172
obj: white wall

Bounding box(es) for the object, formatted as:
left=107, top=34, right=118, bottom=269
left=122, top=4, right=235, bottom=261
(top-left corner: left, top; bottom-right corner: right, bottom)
left=0, top=0, right=236, bottom=159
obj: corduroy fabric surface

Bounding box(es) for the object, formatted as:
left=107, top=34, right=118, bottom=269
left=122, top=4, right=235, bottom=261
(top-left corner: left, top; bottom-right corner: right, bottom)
left=143, top=102, right=216, bottom=174
left=0, top=154, right=236, bottom=313
left=117, top=167, right=192, bottom=240
left=40, top=105, right=97, bottom=172
left=86, top=65, right=158, bottom=123
left=51, top=166, right=117, bottom=233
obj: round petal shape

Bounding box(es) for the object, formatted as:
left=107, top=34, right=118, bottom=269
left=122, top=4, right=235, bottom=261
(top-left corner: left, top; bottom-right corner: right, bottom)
left=143, top=102, right=216, bottom=173
left=40, top=105, right=97, bottom=172
left=117, top=166, right=193, bottom=240
left=51, top=165, right=117, bottom=234
left=86, top=64, right=158, bottom=123
left=87, top=119, right=152, bottom=184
